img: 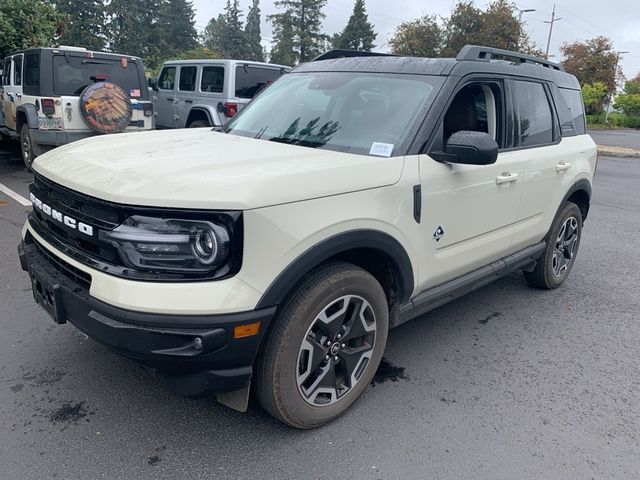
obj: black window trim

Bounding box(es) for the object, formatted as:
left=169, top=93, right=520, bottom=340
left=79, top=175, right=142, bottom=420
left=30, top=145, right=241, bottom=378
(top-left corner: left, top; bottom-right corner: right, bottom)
left=13, top=53, right=23, bottom=87
left=158, top=65, right=176, bottom=91
left=500, top=77, right=562, bottom=152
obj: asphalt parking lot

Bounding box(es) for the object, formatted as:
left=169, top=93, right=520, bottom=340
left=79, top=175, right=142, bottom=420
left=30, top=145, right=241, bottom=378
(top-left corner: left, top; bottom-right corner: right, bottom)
left=0, top=137, right=639, bottom=479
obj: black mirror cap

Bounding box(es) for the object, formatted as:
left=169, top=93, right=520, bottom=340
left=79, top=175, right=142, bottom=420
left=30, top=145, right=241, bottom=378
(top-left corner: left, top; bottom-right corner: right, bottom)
left=444, top=131, right=498, bottom=165
left=148, top=77, right=158, bottom=90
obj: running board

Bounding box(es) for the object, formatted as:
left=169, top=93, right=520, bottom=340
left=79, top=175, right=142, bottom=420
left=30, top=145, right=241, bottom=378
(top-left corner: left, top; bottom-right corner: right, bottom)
left=393, top=242, right=545, bottom=328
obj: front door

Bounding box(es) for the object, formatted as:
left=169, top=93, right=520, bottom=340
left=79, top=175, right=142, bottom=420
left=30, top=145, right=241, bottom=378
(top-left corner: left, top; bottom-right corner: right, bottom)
left=154, top=65, right=177, bottom=128
left=417, top=80, right=527, bottom=290
left=4, top=54, right=24, bottom=130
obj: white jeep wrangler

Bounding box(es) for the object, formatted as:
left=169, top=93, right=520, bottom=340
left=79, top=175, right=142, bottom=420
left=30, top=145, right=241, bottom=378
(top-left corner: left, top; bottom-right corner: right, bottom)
left=0, top=46, right=153, bottom=169
left=18, top=46, right=596, bottom=428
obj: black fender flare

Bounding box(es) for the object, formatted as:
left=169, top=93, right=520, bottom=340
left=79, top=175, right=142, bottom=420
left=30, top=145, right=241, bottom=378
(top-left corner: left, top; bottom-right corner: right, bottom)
left=187, top=107, right=214, bottom=126
left=16, top=104, right=39, bottom=130
left=559, top=178, right=592, bottom=221
left=255, top=230, right=415, bottom=309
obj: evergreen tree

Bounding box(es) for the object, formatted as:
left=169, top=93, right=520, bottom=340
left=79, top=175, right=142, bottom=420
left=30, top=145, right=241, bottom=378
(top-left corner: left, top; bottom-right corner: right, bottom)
left=270, top=0, right=327, bottom=63
left=203, top=0, right=250, bottom=59
left=107, top=0, right=159, bottom=59
left=245, top=0, right=263, bottom=61
left=55, top=0, right=106, bottom=51
left=269, top=11, right=296, bottom=65
left=157, top=0, right=198, bottom=58
left=331, top=0, right=375, bottom=51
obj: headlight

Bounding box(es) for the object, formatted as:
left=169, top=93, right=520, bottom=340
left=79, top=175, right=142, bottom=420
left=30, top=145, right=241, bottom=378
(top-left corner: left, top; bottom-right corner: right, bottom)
left=99, top=215, right=231, bottom=274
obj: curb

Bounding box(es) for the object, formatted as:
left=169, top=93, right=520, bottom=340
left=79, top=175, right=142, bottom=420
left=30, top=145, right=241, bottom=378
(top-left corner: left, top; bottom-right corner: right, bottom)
left=597, top=145, right=640, bottom=159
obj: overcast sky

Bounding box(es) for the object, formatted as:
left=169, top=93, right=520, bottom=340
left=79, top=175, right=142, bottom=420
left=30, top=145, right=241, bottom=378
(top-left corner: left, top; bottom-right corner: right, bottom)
left=192, top=0, right=640, bottom=79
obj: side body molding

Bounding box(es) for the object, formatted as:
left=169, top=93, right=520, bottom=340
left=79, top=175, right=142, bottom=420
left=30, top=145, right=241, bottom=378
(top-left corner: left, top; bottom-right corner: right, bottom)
left=255, top=230, right=415, bottom=309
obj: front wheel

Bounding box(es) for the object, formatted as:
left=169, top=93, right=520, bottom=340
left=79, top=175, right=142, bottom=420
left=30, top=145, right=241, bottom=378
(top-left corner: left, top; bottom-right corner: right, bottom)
left=255, top=262, right=389, bottom=429
left=524, top=202, right=583, bottom=289
left=20, top=124, right=36, bottom=170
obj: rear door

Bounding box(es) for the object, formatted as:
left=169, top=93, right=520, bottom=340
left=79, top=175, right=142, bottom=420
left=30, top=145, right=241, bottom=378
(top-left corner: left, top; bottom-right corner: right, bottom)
left=175, top=65, right=198, bottom=128
left=155, top=65, right=177, bottom=128
left=4, top=54, right=24, bottom=130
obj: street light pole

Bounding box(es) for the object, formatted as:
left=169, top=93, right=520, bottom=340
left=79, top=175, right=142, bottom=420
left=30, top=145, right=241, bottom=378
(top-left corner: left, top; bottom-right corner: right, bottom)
left=544, top=4, right=562, bottom=59
left=605, top=50, right=629, bottom=124
left=517, top=8, right=535, bottom=50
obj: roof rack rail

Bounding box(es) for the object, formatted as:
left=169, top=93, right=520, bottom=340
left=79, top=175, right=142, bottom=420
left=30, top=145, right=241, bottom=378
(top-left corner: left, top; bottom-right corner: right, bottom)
left=313, top=49, right=394, bottom=62
left=456, top=45, right=564, bottom=71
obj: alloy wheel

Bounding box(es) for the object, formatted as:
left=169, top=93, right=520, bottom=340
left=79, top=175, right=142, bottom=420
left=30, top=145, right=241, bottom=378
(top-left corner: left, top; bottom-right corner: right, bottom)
left=296, top=295, right=376, bottom=406
left=552, top=216, right=579, bottom=277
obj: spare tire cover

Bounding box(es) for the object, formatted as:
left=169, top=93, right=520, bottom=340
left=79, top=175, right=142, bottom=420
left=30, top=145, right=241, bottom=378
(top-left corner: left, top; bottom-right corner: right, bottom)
left=79, top=81, right=133, bottom=134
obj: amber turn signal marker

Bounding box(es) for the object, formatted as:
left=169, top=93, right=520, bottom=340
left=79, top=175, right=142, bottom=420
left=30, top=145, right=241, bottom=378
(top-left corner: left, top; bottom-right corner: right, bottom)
left=233, top=321, right=261, bottom=339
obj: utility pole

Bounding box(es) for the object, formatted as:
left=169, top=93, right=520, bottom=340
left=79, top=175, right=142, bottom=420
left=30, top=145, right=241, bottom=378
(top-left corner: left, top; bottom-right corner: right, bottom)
left=544, top=4, right=562, bottom=59
left=605, top=50, right=629, bottom=124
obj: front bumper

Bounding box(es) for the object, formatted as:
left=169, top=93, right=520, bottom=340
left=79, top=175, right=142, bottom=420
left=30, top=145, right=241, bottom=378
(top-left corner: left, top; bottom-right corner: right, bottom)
left=18, top=239, right=276, bottom=397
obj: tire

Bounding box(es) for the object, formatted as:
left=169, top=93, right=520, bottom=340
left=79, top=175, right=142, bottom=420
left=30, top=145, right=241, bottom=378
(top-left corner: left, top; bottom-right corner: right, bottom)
left=20, top=124, right=36, bottom=170
left=255, top=262, right=389, bottom=429
left=524, top=202, right=583, bottom=289
left=188, top=120, right=210, bottom=128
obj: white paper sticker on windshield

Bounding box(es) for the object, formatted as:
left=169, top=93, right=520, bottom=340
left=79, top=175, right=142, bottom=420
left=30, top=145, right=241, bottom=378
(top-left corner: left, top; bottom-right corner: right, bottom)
left=370, top=142, right=394, bottom=157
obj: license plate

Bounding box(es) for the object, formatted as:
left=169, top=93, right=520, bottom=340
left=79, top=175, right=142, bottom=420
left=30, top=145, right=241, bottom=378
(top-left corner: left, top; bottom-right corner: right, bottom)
left=37, top=117, right=63, bottom=130
left=29, top=268, right=66, bottom=324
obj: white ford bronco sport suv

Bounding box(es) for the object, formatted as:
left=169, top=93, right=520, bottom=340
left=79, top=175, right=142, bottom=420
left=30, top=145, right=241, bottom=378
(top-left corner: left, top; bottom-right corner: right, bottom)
left=0, top=46, right=153, bottom=169
left=18, top=46, right=596, bottom=429
left=150, top=59, right=289, bottom=129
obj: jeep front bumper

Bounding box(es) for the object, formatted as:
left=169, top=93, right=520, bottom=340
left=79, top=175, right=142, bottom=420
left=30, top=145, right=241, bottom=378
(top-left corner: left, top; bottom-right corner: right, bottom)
left=18, top=239, right=276, bottom=398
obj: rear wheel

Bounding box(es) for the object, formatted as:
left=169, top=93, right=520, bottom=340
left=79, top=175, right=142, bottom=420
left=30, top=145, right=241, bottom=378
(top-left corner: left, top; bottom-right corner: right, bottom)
left=524, top=202, right=583, bottom=289
left=20, top=124, right=36, bottom=170
left=188, top=120, right=210, bottom=128
left=255, top=262, right=388, bottom=429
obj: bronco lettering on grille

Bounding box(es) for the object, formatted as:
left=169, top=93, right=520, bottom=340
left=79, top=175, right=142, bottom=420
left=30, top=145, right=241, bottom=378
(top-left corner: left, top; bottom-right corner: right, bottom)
left=30, top=193, right=94, bottom=237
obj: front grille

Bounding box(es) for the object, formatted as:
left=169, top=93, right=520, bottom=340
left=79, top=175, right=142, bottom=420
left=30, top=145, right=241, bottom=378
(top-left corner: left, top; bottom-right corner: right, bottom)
left=30, top=235, right=92, bottom=290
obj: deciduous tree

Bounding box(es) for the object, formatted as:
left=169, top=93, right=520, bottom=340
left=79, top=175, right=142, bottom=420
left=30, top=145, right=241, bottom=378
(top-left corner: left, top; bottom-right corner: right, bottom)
left=561, top=36, right=622, bottom=94
left=613, top=78, right=640, bottom=117
left=581, top=82, right=608, bottom=114
left=389, top=15, right=442, bottom=57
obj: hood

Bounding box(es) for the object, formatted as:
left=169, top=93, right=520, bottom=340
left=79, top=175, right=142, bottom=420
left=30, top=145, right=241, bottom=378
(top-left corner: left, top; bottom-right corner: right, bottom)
left=33, top=129, right=404, bottom=210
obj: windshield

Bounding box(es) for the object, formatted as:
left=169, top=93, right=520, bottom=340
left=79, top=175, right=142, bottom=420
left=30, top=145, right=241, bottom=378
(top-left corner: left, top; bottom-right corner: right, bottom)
left=225, top=72, right=441, bottom=156
left=52, top=55, right=145, bottom=98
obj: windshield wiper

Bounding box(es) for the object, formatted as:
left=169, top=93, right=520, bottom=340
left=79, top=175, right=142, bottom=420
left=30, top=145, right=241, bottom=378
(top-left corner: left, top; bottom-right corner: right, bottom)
left=269, top=137, right=325, bottom=148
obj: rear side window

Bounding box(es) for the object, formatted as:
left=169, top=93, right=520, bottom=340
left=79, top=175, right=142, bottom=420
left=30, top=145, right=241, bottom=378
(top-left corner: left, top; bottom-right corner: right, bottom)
left=2, top=58, right=10, bottom=85
left=158, top=66, right=176, bottom=90
left=512, top=81, right=554, bottom=147
left=24, top=53, right=40, bottom=90
left=200, top=66, right=224, bottom=93
left=13, top=55, right=23, bottom=86
left=235, top=66, right=283, bottom=99
left=179, top=66, right=197, bottom=91
left=559, top=88, right=586, bottom=135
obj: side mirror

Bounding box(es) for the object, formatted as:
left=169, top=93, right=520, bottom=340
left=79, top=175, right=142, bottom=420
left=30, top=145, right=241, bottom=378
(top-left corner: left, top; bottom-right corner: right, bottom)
left=434, top=131, right=498, bottom=165
left=148, top=77, right=158, bottom=91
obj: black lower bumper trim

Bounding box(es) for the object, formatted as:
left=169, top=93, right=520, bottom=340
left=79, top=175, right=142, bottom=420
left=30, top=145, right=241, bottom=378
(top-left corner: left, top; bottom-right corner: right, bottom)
left=19, top=240, right=276, bottom=397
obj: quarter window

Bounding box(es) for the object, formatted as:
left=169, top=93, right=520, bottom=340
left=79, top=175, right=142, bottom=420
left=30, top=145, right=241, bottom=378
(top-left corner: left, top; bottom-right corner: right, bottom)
left=235, top=66, right=283, bottom=99
left=2, top=59, right=10, bottom=85
left=559, top=88, right=586, bottom=135
left=200, top=66, right=224, bottom=93
left=158, top=66, right=176, bottom=90
left=13, top=55, right=23, bottom=86
left=179, top=66, right=197, bottom=91
left=512, top=81, right=554, bottom=147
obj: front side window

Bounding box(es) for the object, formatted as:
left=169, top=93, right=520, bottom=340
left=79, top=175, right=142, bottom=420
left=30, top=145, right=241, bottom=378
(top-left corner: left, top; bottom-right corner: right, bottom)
left=13, top=55, right=23, bottom=86
left=200, top=66, right=224, bottom=93
left=52, top=55, right=144, bottom=96
left=158, top=66, right=176, bottom=91
left=179, top=66, right=197, bottom=91
left=443, top=83, right=501, bottom=144
left=512, top=81, right=554, bottom=147
left=226, top=72, right=441, bottom=156
left=235, top=66, right=285, bottom=99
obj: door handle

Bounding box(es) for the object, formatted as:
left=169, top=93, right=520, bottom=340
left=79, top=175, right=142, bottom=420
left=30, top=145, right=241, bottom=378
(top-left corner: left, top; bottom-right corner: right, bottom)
left=555, top=162, right=572, bottom=173
left=184, top=99, right=193, bottom=103
left=166, top=97, right=174, bottom=102
left=496, top=172, right=519, bottom=185
left=15, top=92, right=22, bottom=99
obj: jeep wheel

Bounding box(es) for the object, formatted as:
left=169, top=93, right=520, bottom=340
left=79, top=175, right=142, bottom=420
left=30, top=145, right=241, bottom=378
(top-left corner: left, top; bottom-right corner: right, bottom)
left=188, top=120, right=210, bottom=128
left=256, top=262, right=388, bottom=429
left=20, top=124, right=36, bottom=170
left=524, top=202, right=583, bottom=289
